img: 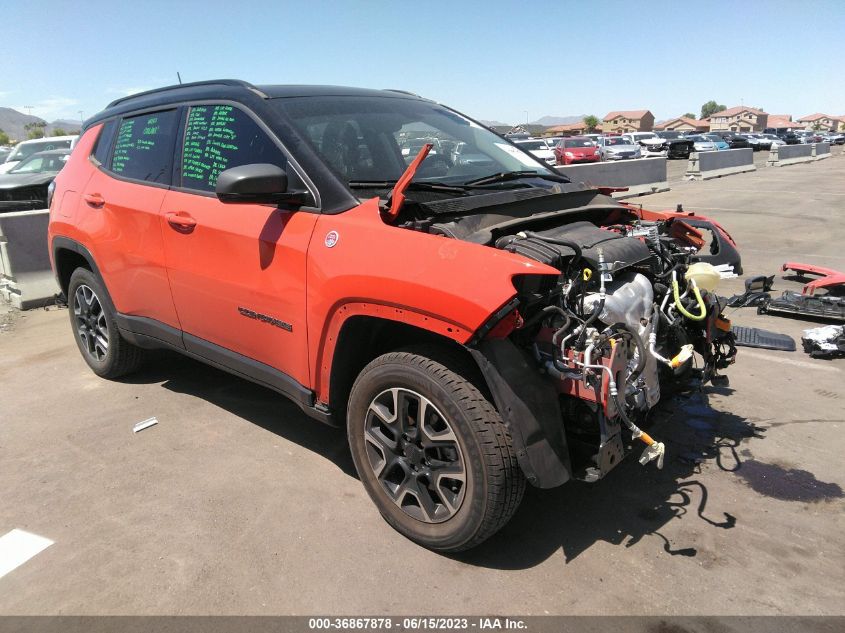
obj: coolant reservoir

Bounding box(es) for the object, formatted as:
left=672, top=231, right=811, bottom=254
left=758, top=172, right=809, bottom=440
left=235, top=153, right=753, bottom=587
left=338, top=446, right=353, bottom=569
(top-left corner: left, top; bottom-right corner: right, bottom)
left=685, top=262, right=721, bottom=292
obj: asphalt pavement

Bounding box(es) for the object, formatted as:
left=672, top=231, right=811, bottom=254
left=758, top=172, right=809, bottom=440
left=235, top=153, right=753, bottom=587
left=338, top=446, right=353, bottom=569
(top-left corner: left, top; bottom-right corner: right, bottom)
left=0, top=151, right=843, bottom=615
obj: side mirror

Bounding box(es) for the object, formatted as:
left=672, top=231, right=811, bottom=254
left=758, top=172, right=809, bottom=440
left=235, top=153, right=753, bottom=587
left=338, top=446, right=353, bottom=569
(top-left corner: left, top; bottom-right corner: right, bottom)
left=215, top=163, right=310, bottom=207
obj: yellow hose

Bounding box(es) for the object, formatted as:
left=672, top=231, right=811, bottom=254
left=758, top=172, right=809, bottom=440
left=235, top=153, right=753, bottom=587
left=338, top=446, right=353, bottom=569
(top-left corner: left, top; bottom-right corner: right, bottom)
left=673, top=278, right=707, bottom=321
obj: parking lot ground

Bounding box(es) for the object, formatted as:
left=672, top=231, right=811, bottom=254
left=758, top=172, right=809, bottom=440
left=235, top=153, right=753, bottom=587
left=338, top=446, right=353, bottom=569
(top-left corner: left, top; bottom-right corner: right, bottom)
left=1, top=155, right=844, bottom=616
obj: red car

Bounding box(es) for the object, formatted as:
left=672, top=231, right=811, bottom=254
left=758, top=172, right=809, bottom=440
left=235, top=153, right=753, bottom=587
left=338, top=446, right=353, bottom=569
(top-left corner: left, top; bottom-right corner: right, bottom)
left=49, top=80, right=738, bottom=552
left=554, top=136, right=601, bottom=165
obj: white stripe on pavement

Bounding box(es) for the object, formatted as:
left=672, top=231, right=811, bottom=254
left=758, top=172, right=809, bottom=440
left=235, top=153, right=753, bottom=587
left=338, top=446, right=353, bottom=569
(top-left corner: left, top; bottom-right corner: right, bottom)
left=0, top=529, right=54, bottom=579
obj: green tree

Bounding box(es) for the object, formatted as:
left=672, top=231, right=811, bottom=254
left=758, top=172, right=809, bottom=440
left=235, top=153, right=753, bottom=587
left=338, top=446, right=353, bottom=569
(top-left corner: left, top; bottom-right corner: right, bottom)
left=51, top=128, right=67, bottom=136
left=682, top=112, right=696, bottom=119
left=700, top=101, right=726, bottom=120
left=25, top=121, right=46, bottom=139
left=812, top=122, right=822, bottom=132
left=0, top=129, right=10, bottom=145
left=583, top=115, right=599, bottom=132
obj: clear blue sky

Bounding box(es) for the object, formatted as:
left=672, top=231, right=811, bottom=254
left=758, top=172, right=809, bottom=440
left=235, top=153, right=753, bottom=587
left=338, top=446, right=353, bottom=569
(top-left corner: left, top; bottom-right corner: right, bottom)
left=3, top=0, right=844, bottom=125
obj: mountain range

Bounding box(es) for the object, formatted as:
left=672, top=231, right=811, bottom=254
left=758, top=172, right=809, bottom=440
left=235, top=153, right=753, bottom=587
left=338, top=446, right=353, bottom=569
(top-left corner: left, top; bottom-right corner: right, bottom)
left=0, top=107, right=82, bottom=143
left=480, top=114, right=586, bottom=128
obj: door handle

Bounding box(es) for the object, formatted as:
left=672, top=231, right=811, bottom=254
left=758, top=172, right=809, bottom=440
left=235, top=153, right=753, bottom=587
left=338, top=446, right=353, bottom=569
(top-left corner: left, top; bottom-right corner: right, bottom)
left=165, top=212, right=198, bottom=232
left=83, top=193, right=105, bottom=208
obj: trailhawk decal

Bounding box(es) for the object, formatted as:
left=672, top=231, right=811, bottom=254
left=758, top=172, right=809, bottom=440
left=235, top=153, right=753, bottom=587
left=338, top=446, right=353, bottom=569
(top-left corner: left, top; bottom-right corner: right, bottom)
left=324, top=230, right=339, bottom=248
left=237, top=307, right=293, bottom=332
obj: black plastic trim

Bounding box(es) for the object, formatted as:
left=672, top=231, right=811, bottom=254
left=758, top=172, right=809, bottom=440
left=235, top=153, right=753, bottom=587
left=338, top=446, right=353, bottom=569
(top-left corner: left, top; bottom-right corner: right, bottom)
left=469, top=339, right=572, bottom=488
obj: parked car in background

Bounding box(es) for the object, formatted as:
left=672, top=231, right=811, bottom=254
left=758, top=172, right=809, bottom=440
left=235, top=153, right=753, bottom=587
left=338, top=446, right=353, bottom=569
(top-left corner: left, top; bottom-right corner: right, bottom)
left=554, top=136, right=601, bottom=165
left=823, top=132, right=844, bottom=145
left=596, top=135, right=641, bottom=160
left=740, top=134, right=771, bottom=151
left=653, top=131, right=694, bottom=159
left=451, top=141, right=496, bottom=169
left=582, top=133, right=602, bottom=145
left=702, top=133, right=730, bottom=150
left=0, top=149, right=70, bottom=211
left=544, top=136, right=564, bottom=149
left=759, top=133, right=786, bottom=147
left=513, top=138, right=556, bottom=165
left=623, top=132, right=667, bottom=157
left=686, top=135, right=719, bottom=152
left=0, top=135, right=78, bottom=174
left=0, top=147, right=11, bottom=163
left=710, top=131, right=751, bottom=149
left=778, top=132, right=801, bottom=144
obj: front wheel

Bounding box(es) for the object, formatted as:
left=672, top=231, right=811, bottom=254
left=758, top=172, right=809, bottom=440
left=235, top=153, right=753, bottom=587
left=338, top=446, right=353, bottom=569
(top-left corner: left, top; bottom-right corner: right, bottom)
left=347, top=351, right=525, bottom=552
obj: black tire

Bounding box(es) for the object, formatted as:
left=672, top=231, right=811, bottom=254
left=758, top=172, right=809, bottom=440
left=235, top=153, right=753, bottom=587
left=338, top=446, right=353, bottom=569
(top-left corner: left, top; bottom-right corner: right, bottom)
left=67, top=267, right=146, bottom=378
left=347, top=350, right=525, bottom=552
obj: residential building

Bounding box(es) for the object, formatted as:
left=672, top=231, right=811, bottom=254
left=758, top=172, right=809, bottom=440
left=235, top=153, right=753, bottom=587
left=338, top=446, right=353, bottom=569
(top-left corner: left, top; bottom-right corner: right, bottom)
left=708, top=106, right=768, bottom=132
left=543, top=122, right=602, bottom=137
left=766, top=115, right=804, bottom=132
left=602, top=110, right=655, bottom=133
left=796, top=113, right=840, bottom=132
left=654, top=116, right=710, bottom=133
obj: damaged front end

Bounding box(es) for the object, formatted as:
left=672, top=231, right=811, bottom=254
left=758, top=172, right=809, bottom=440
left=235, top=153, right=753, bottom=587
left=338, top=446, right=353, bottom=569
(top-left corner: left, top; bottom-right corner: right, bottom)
left=394, top=183, right=738, bottom=486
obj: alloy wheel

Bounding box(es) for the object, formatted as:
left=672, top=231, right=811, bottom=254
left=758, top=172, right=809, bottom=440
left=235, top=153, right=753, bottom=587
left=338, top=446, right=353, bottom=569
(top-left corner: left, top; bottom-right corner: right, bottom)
left=364, top=387, right=466, bottom=523
left=73, top=284, right=109, bottom=361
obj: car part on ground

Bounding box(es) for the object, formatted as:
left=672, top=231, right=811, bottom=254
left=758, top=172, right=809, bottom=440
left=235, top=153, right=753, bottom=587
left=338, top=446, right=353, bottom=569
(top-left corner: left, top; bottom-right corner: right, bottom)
left=801, top=325, right=845, bottom=358
left=731, top=326, right=795, bottom=351
left=758, top=262, right=845, bottom=322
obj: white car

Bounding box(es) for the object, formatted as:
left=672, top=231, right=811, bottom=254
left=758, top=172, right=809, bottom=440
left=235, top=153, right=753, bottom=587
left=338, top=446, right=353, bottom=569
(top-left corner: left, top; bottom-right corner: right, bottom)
left=759, top=133, right=786, bottom=147
left=597, top=136, right=642, bottom=160
left=0, top=135, right=78, bottom=174
left=623, top=132, right=667, bottom=157
left=513, top=138, right=556, bottom=165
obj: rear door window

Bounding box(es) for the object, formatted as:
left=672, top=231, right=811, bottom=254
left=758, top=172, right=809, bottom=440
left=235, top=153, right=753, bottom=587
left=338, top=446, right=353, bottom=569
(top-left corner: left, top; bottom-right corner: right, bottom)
left=179, top=105, right=287, bottom=193
left=110, top=110, right=179, bottom=184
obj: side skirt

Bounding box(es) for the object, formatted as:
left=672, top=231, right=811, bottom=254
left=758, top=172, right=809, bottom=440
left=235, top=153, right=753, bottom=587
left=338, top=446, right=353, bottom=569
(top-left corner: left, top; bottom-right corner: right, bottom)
left=114, top=313, right=334, bottom=426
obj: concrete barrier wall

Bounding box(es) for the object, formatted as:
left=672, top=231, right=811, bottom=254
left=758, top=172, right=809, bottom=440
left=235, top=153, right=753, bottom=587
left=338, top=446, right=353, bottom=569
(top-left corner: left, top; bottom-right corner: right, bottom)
left=685, top=149, right=755, bottom=180
left=768, top=144, right=813, bottom=167
left=555, top=157, right=668, bottom=198
left=814, top=143, right=831, bottom=160
left=0, top=208, right=58, bottom=310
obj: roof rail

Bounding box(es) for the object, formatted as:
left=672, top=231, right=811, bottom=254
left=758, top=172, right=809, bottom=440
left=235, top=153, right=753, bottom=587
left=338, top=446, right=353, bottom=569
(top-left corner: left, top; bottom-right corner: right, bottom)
left=382, top=89, right=422, bottom=98
left=106, top=79, right=264, bottom=108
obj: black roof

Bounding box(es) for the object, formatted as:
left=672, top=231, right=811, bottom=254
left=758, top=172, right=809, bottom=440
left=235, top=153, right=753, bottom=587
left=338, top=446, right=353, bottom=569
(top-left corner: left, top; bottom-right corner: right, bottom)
left=88, top=79, right=427, bottom=129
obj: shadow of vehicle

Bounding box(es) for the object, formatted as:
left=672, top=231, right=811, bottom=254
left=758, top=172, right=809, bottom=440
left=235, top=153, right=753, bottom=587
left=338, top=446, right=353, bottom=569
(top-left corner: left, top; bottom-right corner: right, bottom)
left=121, top=351, right=357, bottom=478
left=122, top=353, right=767, bottom=567
left=453, top=385, right=767, bottom=569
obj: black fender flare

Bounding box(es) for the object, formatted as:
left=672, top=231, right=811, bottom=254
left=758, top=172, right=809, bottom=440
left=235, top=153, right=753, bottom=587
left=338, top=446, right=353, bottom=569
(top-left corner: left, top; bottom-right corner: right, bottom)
left=469, top=339, right=571, bottom=488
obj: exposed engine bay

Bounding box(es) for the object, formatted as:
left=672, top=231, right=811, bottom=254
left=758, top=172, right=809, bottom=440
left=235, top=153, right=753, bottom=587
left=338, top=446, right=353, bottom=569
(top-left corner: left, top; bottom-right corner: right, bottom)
left=392, top=185, right=739, bottom=482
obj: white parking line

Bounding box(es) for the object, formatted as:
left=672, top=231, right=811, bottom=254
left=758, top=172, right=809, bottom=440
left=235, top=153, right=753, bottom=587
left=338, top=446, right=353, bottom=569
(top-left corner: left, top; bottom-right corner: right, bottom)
left=739, top=350, right=841, bottom=373
left=0, top=529, right=54, bottom=579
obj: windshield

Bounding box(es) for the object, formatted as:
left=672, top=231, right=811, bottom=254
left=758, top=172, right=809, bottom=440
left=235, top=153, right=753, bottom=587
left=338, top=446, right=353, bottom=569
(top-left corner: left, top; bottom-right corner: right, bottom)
left=704, top=134, right=723, bottom=142
left=564, top=138, right=593, bottom=148
left=9, top=153, right=68, bottom=174
left=273, top=96, right=549, bottom=186
left=604, top=137, right=630, bottom=146
left=7, top=139, right=73, bottom=163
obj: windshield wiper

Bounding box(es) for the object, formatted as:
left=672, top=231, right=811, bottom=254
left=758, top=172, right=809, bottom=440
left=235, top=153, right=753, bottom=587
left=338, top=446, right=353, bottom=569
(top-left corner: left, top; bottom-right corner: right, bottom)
left=347, top=180, right=470, bottom=196
left=463, top=170, right=569, bottom=187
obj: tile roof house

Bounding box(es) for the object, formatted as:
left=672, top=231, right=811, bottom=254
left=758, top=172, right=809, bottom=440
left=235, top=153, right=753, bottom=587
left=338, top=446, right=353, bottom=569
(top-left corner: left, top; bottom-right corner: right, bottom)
left=766, top=115, right=804, bottom=131
left=797, top=113, right=841, bottom=132
left=709, top=106, right=768, bottom=132
left=602, top=110, right=655, bottom=133
left=544, top=122, right=602, bottom=136
left=654, top=116, right=710, bottom=132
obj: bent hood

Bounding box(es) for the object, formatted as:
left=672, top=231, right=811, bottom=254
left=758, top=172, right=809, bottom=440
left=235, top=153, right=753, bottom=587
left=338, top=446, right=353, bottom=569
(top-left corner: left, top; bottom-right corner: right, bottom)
left=0, top=172, right=57, bottom=190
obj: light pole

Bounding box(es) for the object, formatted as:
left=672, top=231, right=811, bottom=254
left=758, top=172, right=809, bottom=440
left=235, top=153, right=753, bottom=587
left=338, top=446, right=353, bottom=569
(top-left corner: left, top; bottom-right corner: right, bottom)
left=78, top=110, right=84, bottom=124
left=524, top=110, right=529, bottom=125
left=24, top=106, right=33, bottom=117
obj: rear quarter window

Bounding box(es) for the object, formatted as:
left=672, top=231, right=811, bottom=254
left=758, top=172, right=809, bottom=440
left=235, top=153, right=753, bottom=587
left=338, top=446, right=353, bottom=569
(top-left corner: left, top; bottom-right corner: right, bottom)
left=91, top=120, right=117, bottom=166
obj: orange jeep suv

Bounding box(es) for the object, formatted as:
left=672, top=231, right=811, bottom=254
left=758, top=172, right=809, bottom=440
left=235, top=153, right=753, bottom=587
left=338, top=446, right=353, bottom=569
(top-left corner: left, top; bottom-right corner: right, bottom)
left=49, top=80, right=737, bottom=551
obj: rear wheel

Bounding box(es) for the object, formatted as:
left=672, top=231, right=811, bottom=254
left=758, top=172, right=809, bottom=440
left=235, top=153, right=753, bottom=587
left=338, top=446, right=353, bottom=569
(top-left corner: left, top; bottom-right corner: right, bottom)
left=68, top=268, right=146, bottom=378
left=347, top=350, right=525, bottom=552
